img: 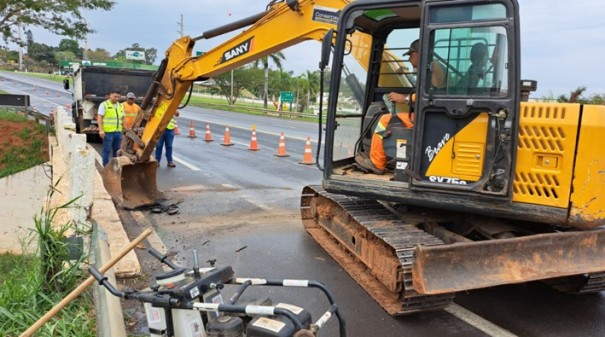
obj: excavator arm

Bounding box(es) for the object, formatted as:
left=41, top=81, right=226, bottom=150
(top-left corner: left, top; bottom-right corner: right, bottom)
left=104, top=0, right=355, bottom=208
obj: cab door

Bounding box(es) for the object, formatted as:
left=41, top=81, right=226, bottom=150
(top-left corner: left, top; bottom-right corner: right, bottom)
left=412, top=0, right=520, bottom=197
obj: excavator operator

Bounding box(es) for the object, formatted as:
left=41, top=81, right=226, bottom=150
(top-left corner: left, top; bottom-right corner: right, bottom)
left=356, top=39, right=445, bottom=174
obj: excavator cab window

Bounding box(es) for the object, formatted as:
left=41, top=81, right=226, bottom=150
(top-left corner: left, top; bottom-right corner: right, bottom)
left=331, top=31, right=372, bottom=162
left=422, top=3, right=509, bottom=97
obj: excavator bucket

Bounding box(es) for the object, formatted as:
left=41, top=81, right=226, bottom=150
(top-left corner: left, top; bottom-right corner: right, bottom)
left=102, top=156, right=158, bottom=209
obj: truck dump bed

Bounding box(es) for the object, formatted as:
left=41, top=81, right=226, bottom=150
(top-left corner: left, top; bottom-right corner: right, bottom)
left=74, top=66, right=154, bottom=102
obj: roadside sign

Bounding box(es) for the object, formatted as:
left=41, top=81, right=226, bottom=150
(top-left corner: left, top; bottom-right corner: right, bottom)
left=280, top=91, right=294, bottom=103
left=126, top=50, right=146, bottom=61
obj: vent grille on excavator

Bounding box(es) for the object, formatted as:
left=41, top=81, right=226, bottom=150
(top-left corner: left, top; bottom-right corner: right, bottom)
left=512, top=103, right=580, bottom=208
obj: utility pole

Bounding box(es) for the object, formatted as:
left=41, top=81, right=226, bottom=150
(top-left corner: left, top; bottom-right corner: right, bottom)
left=177, top=14, right=184, bottom=37
left=83, top=38, right=89, bottom=61
left=230, top=70, right=234, bottom=105
left=83, top=18, right=89, bottom=61
left=17, top=25, right=23, bottom=71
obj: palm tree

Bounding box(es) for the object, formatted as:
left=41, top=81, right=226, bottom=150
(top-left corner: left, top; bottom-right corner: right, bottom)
left=253, top=52, right=286, bottom=109
left=302, top=70, right=320, bottom=113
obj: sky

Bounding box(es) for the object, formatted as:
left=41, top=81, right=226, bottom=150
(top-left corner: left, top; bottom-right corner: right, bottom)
left=26, top=0, right=605, bottom=98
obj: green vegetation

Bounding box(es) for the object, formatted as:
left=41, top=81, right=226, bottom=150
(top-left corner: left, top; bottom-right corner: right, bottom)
left=0, top=70, right=67, bottom=84
left=0, top=109, right=49, bottom=178
left=0, top=192, right=94, bottom=336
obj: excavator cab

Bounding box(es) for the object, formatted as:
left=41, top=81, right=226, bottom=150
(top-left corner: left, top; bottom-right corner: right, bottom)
left=322, top=0, right=521, bottom=216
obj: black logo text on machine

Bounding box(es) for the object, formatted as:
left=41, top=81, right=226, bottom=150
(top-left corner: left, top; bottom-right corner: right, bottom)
left=220, top=37, right=255, bottom=64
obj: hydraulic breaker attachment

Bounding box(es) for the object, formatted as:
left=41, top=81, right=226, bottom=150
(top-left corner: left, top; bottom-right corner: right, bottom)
left=102, top=156, right=158, bottom=209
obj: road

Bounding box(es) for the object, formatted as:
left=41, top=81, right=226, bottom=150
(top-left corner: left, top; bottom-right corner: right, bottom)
left=3, top=72, right=605, bottom=337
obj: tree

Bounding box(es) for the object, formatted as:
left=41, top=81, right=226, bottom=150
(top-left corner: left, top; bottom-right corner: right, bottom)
left=25, top=29, right=33, bottom=50
left=0, top=0, right=114, bottom=46
left=87, top=48, right=112, bottom=61
left=557, top=86, right=586, bottom=103
left=114, top=43, right=157, bottom=65
left=54, top=50, right=76, bottom=63
left=301, top=70, right=320, bottom=112
left=27, top=42, right=55, bottom=64
left=58, top=39, right=82, bottom=59
left=556, top=86, right=605, bottom=105
left=268, top=69, right=295, bottom=110
left=0, top=49, right=18, bottom=64
left=252, top=52, right=286, bottom=109
left=211, top=66, right=264, bottom=105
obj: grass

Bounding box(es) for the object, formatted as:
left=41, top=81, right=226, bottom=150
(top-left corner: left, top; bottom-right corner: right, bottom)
left=0, top=109, right=49, bottom=178
left=185, top=94, right=321, bottom=123
left=0, top=69, right=67, bottom=83
left=0, top=189, right=95, bottom=337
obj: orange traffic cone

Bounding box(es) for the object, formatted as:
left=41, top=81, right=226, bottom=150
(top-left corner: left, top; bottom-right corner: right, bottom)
left=204, top=123, right=213, bottom=142
left=249, top=130, right=259, bottom=151
left=221, top=127, right=234, bottom=146
left=174, top=122, right=180, bottom=135
left=299, top=137, right=315, bottom=165
left=274, top=132, right=289, bottom=157
left=188, top=120, right=197, bottom=138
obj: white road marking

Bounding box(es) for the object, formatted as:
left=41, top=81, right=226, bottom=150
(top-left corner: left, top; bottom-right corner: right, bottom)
left=230, top=141, right=249, bottom=147
left=172, top=155, right=200, bottom=171
left=445, top=304, right=518, bottom=337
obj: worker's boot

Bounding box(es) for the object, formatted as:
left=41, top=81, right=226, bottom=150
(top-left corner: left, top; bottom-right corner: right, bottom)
left=354, top=152, right=384, bottom=175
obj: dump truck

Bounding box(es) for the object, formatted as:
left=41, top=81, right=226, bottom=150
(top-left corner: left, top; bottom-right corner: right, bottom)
left=103, top=0, right=605, bottom=316
left=66, top=64, right=155, bottom=139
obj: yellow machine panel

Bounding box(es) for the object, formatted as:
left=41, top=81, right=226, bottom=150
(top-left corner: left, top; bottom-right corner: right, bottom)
left=569, top=104, right=605, bottom=227
left=512, top=102, right=580, bottom=208
left=426, top=113, right=488, bottom=182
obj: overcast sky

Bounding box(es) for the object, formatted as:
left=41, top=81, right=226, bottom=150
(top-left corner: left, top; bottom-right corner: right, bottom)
left=29, top=0, right=605, bottom=98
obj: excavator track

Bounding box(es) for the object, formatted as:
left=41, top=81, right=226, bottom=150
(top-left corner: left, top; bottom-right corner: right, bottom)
left=301, top=185, right=455, bottom=315
left=545, top=272, right=605, bottom=294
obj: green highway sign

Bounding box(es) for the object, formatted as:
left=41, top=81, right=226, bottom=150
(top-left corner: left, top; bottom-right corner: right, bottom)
left=280, top=91, right=294, bottom=103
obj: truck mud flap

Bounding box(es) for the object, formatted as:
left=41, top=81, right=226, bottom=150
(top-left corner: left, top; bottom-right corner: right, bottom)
left=413, top=229, right=605, bottom=294
left=102, top=156, right=158, bottom=209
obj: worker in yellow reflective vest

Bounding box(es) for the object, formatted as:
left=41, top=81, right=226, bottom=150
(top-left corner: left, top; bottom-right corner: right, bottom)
left=97, top=89, right=124, bottom=166
left=155, top=110, right=180, bottom=168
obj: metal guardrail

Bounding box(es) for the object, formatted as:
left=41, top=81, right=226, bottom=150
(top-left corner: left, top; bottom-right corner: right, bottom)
left=0, top=94, right=53, bottom=131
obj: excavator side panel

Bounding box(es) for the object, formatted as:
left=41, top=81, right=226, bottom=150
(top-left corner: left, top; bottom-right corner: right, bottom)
left=512, top=102, right=580, bottom=209
left=569, top=104, right=605, bottom=227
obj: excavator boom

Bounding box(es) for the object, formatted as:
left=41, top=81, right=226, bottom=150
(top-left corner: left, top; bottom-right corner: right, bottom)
left=103, top=0, right=354, bottom=208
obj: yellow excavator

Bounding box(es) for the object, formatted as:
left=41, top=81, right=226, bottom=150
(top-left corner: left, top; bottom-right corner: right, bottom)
left=106, top=0, right=605, bottom=316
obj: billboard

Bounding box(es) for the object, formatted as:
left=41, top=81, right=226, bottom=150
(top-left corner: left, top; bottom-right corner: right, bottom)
left=125, top=50, right=146, bottom=61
